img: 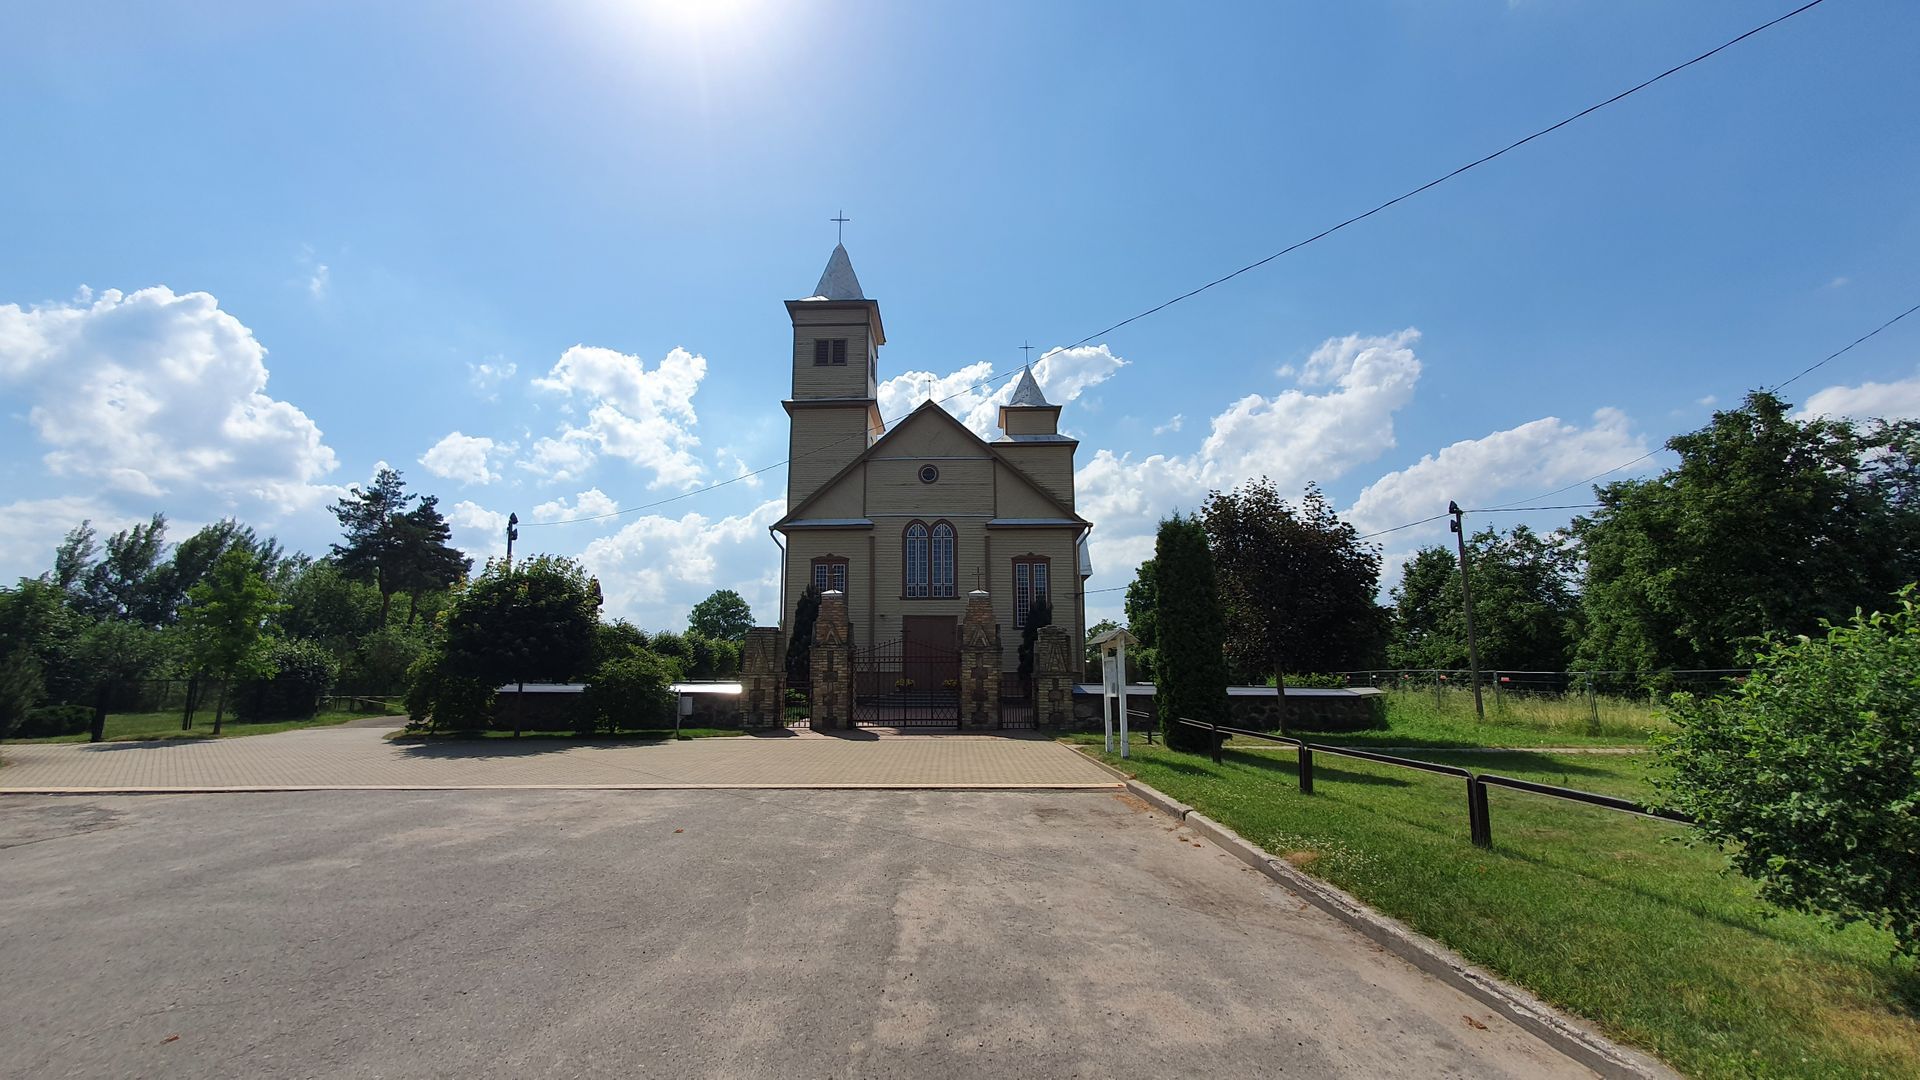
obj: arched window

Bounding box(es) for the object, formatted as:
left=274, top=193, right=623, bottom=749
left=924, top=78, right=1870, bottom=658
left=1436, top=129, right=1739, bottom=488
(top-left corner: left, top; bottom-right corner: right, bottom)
left=904, top=522, right=930, bottom=598
left=930, top=522, right=956, bottom=597
left=1013, top=555, right=1051, bottom=627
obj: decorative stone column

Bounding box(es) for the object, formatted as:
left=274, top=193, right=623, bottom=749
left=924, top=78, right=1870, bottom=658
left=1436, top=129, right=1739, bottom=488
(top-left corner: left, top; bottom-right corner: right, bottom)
left=1033, top=624, right=1076, bottom=729
left=808, top=590, right=853, bottom=731
left=740, top=627, right=783, bottom=728
left=957, top=590, right=1002, bottom=730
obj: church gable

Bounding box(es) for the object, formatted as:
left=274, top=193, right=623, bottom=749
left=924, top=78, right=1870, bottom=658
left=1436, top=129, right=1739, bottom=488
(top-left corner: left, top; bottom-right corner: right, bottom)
left=778, top=400, right=1081, bottom=528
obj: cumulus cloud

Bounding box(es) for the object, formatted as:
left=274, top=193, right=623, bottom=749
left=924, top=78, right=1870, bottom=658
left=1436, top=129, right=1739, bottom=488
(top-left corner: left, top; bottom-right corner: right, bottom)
left=446, top=500, right=511, bottom=562
left=1343, top=407, right=1649, bottom=584
left=0, top=285, right=338, bottom=513
left=877, top=344, right=1126, bottom=438
left=525, top=344, right=707, bottom=488
left=1153, top=414, right=1184, bottom=436
left=419, top=431, right=506, bottom=485
left=581, top=498, right=785, bottom=626
left=0, top=495, right=135, bottom=585
left=1074, top=330, right=1424, bottom=608
left=1797, top=370, right=1920, bottom=422
left=531, top=488, right=619, bottom=522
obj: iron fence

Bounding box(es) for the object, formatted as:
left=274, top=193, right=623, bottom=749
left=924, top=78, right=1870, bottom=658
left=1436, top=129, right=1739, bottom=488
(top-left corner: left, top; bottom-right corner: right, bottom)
left=1168, top=717, right=1690, bottom=850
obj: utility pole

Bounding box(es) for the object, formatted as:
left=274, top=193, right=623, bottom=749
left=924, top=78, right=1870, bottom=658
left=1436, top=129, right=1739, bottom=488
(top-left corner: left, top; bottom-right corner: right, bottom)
left=505, top=512, right=519, bottom=570
left=1449, top=500, right=1485, bottom=721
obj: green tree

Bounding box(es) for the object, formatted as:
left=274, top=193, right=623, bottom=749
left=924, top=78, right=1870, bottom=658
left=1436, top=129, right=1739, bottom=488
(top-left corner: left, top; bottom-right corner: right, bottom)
left=76, top=514, right=170, bottom=624
left=1203, top=479, right=1383, bottom=721
left=1017, top=595, right=1053, bottom=679
left=148, top=519, right=289, bottom=626
left=0, top=648, right=44, bottom=740
left=1153, top=514, right=1229, bottom=751
left=1389, top=525, right=1581, bottom=672
left=785, top=584, right=821, bottom=686
left=1575, top=392, right=1920, bottom=678
left=329, top=467, right=418, bottom=625
left=1122, top=558, right=1159, bottom=682
left=236, top=639, right=340, bottom=721
left=689, top=588, right=756, bottom=643
left=394, top=497, right=470, bottom=625
left=442, top=555, right=601, bottom=737
left=1657, top=589, right=1920, bottom=954
left=179, top=549, right=284, bottom=735
left=0, top=578, right=85, bottom=704
left=68, top=620, right=170, bottom=741
left=279, top=560, right=383, bottom=650
left=584, top=649, right=681, bottom=733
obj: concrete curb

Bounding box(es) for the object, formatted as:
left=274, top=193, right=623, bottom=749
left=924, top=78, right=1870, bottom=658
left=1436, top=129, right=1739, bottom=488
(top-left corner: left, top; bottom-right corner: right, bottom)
left=1102, top=763, right=1676, bottom=1079
left=0, top=782, right=1124, bottom=796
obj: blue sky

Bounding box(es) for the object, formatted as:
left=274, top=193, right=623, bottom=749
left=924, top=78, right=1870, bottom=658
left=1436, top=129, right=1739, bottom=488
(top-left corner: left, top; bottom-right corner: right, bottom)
left=2, top=0, right=1916, bottom=628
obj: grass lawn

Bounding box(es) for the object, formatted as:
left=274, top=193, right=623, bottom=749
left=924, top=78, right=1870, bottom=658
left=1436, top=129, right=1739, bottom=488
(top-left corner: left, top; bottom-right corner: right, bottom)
left=9, top=705, right=390, bottom=744
left=388, top=726, right=744, bottom=743
left=1318, top=689, right=1671, bottom=749
left=1075, top=736, right=1919, bottom=1078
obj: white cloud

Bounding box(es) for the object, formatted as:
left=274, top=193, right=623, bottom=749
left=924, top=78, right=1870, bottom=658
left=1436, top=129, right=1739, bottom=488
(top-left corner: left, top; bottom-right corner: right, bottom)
left=526, top=344, right=707, bottom=488
left=1073, top=329, right=1424, bottom=621
left=1797, top=370, right=1920, bottom=422
left=1343, top=408, right=1648, bottom=585
left=1696, top=394, right=1718, bottom=407
left=876, top=344, right=1126, bottom=439
left=580, top=498, right=785, bottom=627
left=307, top=263, right=330, bottom=300
left=716, top=448, right=763, bottom=489
left=419, top=431, right=506, bottom=485
left=0, top=495, right=134, bottom=585
left=0, top=285, right=339, bottom=514
left=531, top=488, right=619, bottom=522
left=1153, top=414, right=1184, bottom=436
left=446, top=500, right=511, bottom=563
left=468, top=359, right=517, bottom=400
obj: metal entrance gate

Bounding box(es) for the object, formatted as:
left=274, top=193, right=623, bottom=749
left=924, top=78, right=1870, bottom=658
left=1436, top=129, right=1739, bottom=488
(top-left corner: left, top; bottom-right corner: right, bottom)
left=853, top=639, right=961, bottom=727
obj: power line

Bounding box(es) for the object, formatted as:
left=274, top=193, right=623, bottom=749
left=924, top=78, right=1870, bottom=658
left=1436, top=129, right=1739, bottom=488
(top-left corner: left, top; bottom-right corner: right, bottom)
left=524, top=1, right=1824, bottom=529
left=1467, top=503, right=1601, bottom=514
left=1770, top=300, right=1920, bottom=392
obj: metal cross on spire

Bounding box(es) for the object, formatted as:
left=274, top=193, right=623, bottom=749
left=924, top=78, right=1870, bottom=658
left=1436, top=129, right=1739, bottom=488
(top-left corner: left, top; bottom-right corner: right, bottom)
left=831, top=210, right=850, bottom=244
left=1019, top=341, right=1035, bottom=367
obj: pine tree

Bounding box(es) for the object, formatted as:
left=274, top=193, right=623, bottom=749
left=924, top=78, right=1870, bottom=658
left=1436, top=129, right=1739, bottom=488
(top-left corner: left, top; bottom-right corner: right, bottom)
left=1152, top=514, right=1229, bottom=752
left=785, top=584, right=821, bottom=686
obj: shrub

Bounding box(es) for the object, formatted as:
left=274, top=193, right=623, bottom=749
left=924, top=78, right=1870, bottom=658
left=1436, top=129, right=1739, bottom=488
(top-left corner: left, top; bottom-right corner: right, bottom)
left=1656, top=587, right=1920, bottom=955
left=1153, top=514, right=1229, bottom=751
left=17, top=704, right=91, bottom=738
left=0, top=649, right=45, bottom=739
left=236, top=639, right=339, bottom=721
left=584, top=650, right=680, bottom=732
left=403, top=647, right=494, bottom=732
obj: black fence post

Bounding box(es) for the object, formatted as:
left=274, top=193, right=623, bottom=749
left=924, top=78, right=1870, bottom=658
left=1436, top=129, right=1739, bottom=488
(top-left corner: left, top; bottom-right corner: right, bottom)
left=1210, top=719, right=1222, bottom=764
left=1298, top=744, right=1314, bottom=794
left=1469, top=778, right=1492, bottom=849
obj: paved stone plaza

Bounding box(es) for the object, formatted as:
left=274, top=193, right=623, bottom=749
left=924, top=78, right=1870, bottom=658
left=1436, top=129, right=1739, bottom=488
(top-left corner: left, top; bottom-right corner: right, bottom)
left=0, top=789, right=1593, bottom=1078
left=0, top=724, right=1119, bottom=792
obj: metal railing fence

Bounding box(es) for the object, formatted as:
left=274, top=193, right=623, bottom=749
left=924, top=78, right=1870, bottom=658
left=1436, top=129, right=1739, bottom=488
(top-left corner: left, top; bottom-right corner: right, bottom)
left=1165, top=717, right=1690, bottom=850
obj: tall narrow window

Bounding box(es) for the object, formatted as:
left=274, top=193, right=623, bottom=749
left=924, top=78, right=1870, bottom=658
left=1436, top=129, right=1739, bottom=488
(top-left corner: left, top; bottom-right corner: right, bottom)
left=812, top=338, right=848, bottom=365
left=811, top=556, right=849, bottom=597
left=1013, top=556, right=1051, bottom=626
left=904, top=523, right=929, bottom=598
left=930, top=522, right=956, bottom=598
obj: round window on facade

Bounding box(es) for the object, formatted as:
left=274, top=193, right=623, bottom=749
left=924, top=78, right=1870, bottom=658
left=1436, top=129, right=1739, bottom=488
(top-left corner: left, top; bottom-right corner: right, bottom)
left=918, top=464, right=940, bottom=484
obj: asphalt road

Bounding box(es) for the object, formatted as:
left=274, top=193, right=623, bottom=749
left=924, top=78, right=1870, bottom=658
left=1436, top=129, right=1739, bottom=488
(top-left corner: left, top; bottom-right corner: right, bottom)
left=0, top=789, right=1592, bottom=1078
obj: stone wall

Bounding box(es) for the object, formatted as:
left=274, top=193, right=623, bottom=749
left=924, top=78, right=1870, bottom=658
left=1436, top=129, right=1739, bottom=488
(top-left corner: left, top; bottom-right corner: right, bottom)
left=1069, top=687, right=1386, bottom=735
left=739, top=627, right=783, bottom=728
left=957, top=590, right=1001, bottom=729
left=808, top=590, right=853, bottom=730
left=1034, top=625, right=1076, bottom=729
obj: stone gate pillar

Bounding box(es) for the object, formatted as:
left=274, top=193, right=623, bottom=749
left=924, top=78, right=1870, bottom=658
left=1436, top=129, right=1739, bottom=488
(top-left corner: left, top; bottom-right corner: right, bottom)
left=809, top=590, right=853, bottom=731
left=740, top=627, right=782, bottom=727
left=1034, top=624, right=1076, bottom=729
left=958, top=590, right=1002, bottom=730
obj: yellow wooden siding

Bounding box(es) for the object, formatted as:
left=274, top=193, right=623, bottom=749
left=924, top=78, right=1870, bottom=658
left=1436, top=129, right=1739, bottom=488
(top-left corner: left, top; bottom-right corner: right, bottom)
left=790, top=326, right=872, bottom=398
left=1002, top=408, right=1060, bottom=436
left=993, top=447, right=1075, bottom=510
left=787, top=410, right=870, bottom=508
left=866, top=459, right=994, bottom=514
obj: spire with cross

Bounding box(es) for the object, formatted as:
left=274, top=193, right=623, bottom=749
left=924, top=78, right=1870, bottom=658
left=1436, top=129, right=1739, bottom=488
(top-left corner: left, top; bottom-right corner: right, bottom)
left=831, top=210, right=850, bottom=245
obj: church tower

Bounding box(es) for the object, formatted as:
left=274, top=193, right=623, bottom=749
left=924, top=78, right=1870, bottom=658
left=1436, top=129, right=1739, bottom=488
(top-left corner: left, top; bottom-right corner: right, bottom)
left=994, top=365, right=1076, bottom=509
left=784, top=244, right=887, bottom=509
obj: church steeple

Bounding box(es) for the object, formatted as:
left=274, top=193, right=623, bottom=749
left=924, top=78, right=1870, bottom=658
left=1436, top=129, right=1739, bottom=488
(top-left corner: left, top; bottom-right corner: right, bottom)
left=812, top=244, right=865, bottom=301
left=999, top=363, right=1062, bottom=439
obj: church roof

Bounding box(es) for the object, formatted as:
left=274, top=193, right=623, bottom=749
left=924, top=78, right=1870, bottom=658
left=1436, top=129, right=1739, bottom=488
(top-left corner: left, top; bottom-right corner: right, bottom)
left=1008, top=364, right=1050, bottom=407
left=806, top=244, right=866, bottom=301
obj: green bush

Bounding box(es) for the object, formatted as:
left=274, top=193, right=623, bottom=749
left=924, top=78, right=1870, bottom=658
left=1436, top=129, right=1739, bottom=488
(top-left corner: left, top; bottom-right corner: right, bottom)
left=18, top=704, right=92, bottom=738
left=403, top=647, right=494, bottom=732
left=584, top=650, right=680, bottom=733
left=1657, top=587, right=1920, bottom=955
left=0, top=648, right=45, bottom=739
left=236, top=639, right=339, bottom=721
left=1154, top=514, right=1229, bottom=751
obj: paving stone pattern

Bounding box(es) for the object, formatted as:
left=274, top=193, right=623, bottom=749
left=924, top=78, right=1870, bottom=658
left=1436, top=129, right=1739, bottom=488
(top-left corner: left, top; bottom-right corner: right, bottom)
left=0, top=726, right=1119, bottom=791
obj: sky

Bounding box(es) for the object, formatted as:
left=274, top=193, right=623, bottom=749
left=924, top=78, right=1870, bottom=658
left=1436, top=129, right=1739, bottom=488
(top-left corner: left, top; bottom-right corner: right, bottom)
left=2, top=0, right=1916, bottom=630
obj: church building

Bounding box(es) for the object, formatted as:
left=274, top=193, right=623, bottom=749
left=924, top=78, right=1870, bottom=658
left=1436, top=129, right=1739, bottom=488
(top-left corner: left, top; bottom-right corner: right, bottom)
left=770, top=244, right=1090, bottom=717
